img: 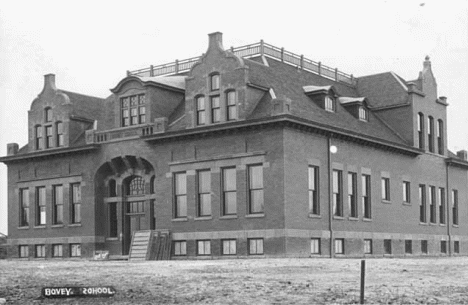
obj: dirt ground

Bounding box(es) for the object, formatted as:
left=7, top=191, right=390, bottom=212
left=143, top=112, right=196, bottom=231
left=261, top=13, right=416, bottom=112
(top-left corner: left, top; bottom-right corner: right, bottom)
left=1, top=257, right=468, bottom=304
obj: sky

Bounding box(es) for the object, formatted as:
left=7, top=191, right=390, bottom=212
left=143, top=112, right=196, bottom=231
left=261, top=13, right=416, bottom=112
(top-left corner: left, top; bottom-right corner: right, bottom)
left=0, top=0, right=467, bottom=235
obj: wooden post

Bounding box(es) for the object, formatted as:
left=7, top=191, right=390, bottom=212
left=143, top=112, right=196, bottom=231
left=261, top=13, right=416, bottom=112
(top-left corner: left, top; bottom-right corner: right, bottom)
left=360, top=260, right=366, bottom=304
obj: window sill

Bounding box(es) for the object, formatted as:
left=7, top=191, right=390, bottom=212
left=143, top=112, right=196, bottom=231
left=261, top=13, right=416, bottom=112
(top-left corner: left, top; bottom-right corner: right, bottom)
left=172, top=218, right=188, bottom=222
left=333, top=216, right=344, bottom=220
left=245, top=214, right=265, bottom=218
left=429, top=222, right=438, bottom=226
left=419, top=222, right=428, bottom=226
left=51, top=225, right=64, bottom=228
left=34, top=226, right=46, bottom=229
left=308, top=214, right=321, bottom=219
left=220, top=215, right=238, bottom=220
left=402, top=202, right=411, bottom=206
left=382, top=200, right=391, bottom=204
left=17, top=226, right=30, bottom=230
left=453, top=224, right=459, bottom=228
left=362, top=218, right=372, bottom=222
left=439, top=224, right=447, bottom=227
left=348, top=217, right=359, bottom=221
left=69, top=223, right=82, bottom=227
left=194, top=216, right=212, bottom=221
left=106, top=238, right=119, bottom=241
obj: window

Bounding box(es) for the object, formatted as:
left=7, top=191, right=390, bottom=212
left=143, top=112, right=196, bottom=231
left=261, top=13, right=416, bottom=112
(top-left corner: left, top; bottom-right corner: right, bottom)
left=46, top=126, right=53, bottom=148
left=384, top=239, right=392, bottom=254
left=196, top=96, right=206, bottom=125
left=452, top=189, right=458, bottom=225
left=53, top=185, right=63, bottom=225
left=197, top=240, right=211, bottom=256
left=439, top=188, right=446, bottom=224
left=121, top=94, right=145, bottom=127
left=35, top=126, right=43, bottom=150
left=56, top=122, right=64, bottom=147
left=128, top=201, right=144, bottom=213
left=417, top=112, right=424, bottom=149
left=454, top=241, right=460, bottom=254
left=248, top=165, right=264, bottom=214
left=19, top=245, right=29, bottom=258
left=428, top=116, right=434, bottom=153
left=174, top=172, right=187, bottom=218
left=108, top=179, right=117, bottom=197
left=226, top=91, right=237, bottom=120
left=429, top=186, right=436, bottom=223
left=362, top=174, right=371, bottom=219
left=441, top=241, right=447, bottom=254
left=211, top=96, right=220, bottom=123
left=197, top=170, right=211, bottom=217
left=210, top=74, right=220, bottom=91
left=419, top=185, right=426, bottom=223
left=222, top=167, right=237, bottom=215
left=325, top=96, right=335, bottom=112
left=71, top=183, right=81, bottom=224
left=310, top=238, right=321, bottom=255
left=52, top=244, right=63, bottom=257
left=364, top=239, right=372, bottom=254
left=405, top=240, right=412, bottom=254
left=45, top=107, right=52, bottom=122
left=332, top=170, right=343, bottom=217
left=359, top=106, right=368, bottom=121
left=36, top=187, right=46, bottom=226
left=150, top=176, right=155, bottom=194
left=19, top=188, right=30, bottom=227
left=70, top=244, right=81, bottom=257
left=308, top=166, right=319, bottom=215
left=348, top=172, right=357, bottom=217
left=173, top=241, right=187, bottom=256
left=128, top=176, right=145, bottom=195
left=403, top=181, right=411, bottom=203
left=381, top=177, right=390, bottom=201
left=109, top=203, right=118, bottom=238
left=222, top=240, right=237, bottom=255
left=421, top=240, right=428, bottom=254
left=437, top=119, right=444, bottom=154
left=35, top=245, right=45, bottom=258
left=248, top=238, right=264, bottom=255
left=334, top=239, right=344, bottom=254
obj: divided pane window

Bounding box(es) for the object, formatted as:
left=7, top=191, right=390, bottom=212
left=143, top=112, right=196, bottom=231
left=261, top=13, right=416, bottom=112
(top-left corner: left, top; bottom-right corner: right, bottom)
left=429, top=186, right=436, bottom=223
left=437, top=119, right=444, bottom=154
left=196, top=96, right=206, bottom=125
left=222, top=239, right=237, bottom=255
left=439, top=188, right=446, bottom=224
left=332, top=170, right=343, bottom=217
left=405, top=240, right=412, bottom=254
left=222, top=167, right=237, bottom=215
left=248, top=165, right=264, bottom=214
left=384, top=239, right=392, bottom=254
left=308, top=166, right=319, bottom=215
left=52, top=244, right=63, bottom=257
left=35, top=126, right=43, bottom=150
left=121, top=94, right=145, bottom=126
left=56, top=122, right=64, bottom=147
left=310, top=238, right=321, bottom=255
left=403, top=181, right=411, bottom=203
left=197, top=170, right=211, bottom=217
left=334, top=239, right=344, bottom=254
left=452, top=189, right=459, bottom=225
left=197, top=240, right=211, bottom=256
left=348, top=172, right=357, bottom=217
left=19, top=245, right=29, bottom=258
left=174, top=173, right=187, bottom=218
left=418, top=113, right=424, bottom=149
left=36, top=187, right=46, bottom=226
left=249, top=238, right=264, bottom=255
left=46, top=126, right=53, bottom=148
left=364, top=239, right=372, bottom=254
left=325, top=96, right=335, bottom=112
left=428, top=116, right=434, bottom=153
left=35, top=245, right=45, bottom=258
left=362, top=174, right=371, bottom=219
left=45, top=108, right=52, bottom=122
left=53, top=185, right=63, bottom=225
left=128, top=176, right=145, bottom=195
left=226, top=91, right=237, bottom=120
left=211, top=74, right=220, bottom=91
left=109, top=203, right=118, bottom=237
left=19, top=188, right=30, bottom=227
left=71, top=183, right=81, bottom=224
left=359, top=106, right=368, bottom=121
left=419, top=185, right=426, bottom=223
left=70, top=244, right=81, bottom=257
left=211, top=96, right=220, bottom=123
left=174, top=241, right=187, bottom=256
left=128, top=201, right=145, bottom=213
left=381, top=177, right=390, bottom=201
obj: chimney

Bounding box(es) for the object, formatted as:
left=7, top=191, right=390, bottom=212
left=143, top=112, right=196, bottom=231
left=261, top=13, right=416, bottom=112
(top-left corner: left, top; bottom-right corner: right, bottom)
left=439, top=96, right=447, bottom=104
left=208, top=32, right=223, bottom=50
left=423, top=55, right=431, bottom=70
left=407, top=82, right=416, bottom=92
left=44, top=73, right=57, bottom=90
left=7, top=143, right=19, bottom=156
left=457, top=150, right=467, bottom=161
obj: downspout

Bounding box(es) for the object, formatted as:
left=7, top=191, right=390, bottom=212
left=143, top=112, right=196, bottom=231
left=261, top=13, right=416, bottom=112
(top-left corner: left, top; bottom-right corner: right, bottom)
left=328, top=134, right=334, bottom=258
left=446, top=162, right=452, bottom=256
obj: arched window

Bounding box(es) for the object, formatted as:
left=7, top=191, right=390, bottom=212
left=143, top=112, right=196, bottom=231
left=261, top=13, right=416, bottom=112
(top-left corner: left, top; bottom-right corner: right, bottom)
left=109, top=179, right=117, bottom=197
left=150, top=176, right=155, bottom=194
left=128, top=176, right=145, bottom=195
left=417, top=113, right=424, bottom=149
left=226, top=90, right=237, bottom=121
left=56, top=122, right=64, bottom=147
left=45, top=107, right=52, bottom=122
left=210, top=73, right=220, bottom=91
left=437, top=119, right=444, bottom=154
left=428, top=116, right=434, bottom=152
left=35, top=125, right=43, bottom=150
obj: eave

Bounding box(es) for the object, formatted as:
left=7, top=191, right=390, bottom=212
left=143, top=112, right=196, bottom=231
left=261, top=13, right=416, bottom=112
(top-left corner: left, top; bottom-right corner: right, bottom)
left=446, top=158, right=468, bottom=169
left=0, top=145, right=99, bottom=164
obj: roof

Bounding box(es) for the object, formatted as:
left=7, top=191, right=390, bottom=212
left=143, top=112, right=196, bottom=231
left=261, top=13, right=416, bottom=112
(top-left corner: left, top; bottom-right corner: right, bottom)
left=303, top=85, right=333, bottom=94
left=339, top=97, right=366, bottom=105
left=137, top=75, right=186, bottom=90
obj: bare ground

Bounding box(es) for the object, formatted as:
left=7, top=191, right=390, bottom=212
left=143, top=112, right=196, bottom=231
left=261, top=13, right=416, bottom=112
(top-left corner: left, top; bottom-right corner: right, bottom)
left=1, top=257, right=468, bottom=304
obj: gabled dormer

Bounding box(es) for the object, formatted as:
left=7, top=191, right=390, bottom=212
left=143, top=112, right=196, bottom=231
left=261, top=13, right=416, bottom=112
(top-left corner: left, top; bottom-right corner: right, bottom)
left=303, top=85, right=338, bottom=112
left=339, top=97, right=369, bottom=122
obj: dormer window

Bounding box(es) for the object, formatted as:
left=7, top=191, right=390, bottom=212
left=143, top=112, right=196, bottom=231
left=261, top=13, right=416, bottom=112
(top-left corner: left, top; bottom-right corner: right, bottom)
left=359, top=106, right=368, bottom=121
left=325, top=96, right=335, bottom=112
left=210, top=73, right=220, bottom=91
left=121, top=94, right=146, bottom=127
left=45, top=108, right=52, bottom=122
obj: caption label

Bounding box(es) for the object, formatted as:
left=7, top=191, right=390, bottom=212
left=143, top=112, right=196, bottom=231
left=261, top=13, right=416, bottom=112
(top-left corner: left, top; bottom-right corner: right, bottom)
left=42, top=286, right=116, bottom=298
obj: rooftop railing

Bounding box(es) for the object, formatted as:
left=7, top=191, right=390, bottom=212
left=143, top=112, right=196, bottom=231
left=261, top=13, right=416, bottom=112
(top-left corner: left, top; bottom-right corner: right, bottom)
left=127, top=41, right=356, bottom=86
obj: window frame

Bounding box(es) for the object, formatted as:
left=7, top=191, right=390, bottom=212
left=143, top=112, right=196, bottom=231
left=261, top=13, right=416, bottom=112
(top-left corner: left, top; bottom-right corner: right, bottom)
left=405, top=240, right=412, bottom=254
left=222, top=239, right=237, bottom=255
left=197, top=240, right=211, bottom=256
left=197, top=170, right=212, bottom=217
left=358, top=106, right=368, bottom=121
left=52, top=184, right=64, bottom=225
left=196, top=96, right=206, bottom=126
left=45, top=107, right=52, bottom=122
left=403, top=181, right=411, bottom=204
left=384, top=239, right=392, bottom=254
left=419, top=184, right=426, bottom=223
left=56, top=121, right=64, bottom=147
left=381, top=177, right=390, bottom=201
left=428, top=116, right=435, bottom=153
left=452, top=189, right=459, bottom=225
left=421, top=240, right=428, bottom=254
left=454, top=241, right=460, bottom=254
left=308, top=166, right=320, bottom=215
left=210, top=73, right=220, bottom=91
left=173, top=241, right=187, bottom=256
left=70, top=183, right=81, bottom=224
left=334, top=238, right=344, bottom=255
left=70, top=244, right=81, bottom=257
left=36, top=186, right=46, bottom=226
left=35, top=244, right=46, bottom=258
left=364, top=239, right=372, bottom=254
left=429, top=186, right=436, bottom=223
left=45, top=125, right=53, bottom=148
left=332, top=170, right=343, bottom=217
left=248, top=164, right=264, bottom=215
left=441, top=240, right=447, bottom=254
left=222, top=167, right=237, bottom=216
left=226, top=90, right=237, bottom=121
left=325, top=96, right=336, bottom=112
left=362, top=174, right=371, bottom=219
left=210, top=95, right=221, bottom=123
left=52, top=244, right=63, bottom=258
left=437, top=119, right=444, bottom=154
left=35, top=125, right=43, bottom=150
left=417, top=112, right=425, bottom=149
left=174, top=172, right=187, bottom=218
left=248, top=238, right=264, bottom=255
left=310, top=238, right=321, bottom=255
left=348, top=172, right=357, bottom=218
left=19, top=188, right=30, bottom=227
left=439, top=187, right=446, bottom=224
left=19, top=245, right=29, bottom=258
left=120, top=94, right=146, bottom=127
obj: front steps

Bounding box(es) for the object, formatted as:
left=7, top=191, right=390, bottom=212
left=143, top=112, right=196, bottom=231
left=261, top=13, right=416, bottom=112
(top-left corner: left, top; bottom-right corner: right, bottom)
left=128, top=230, right=171, bottom=261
